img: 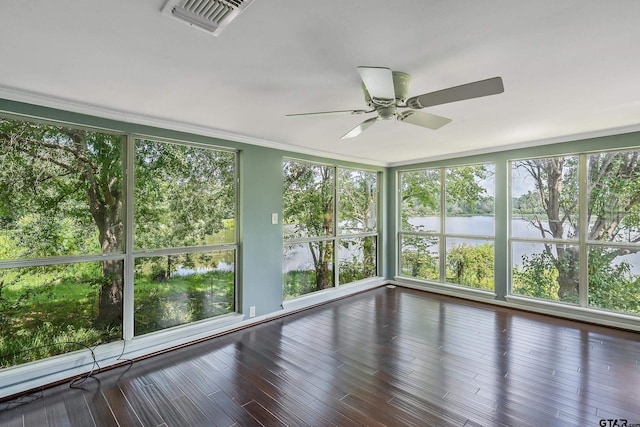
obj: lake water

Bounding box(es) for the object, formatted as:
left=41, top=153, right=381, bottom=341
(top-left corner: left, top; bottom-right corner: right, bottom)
left=283, top=216, right=640, bottom=273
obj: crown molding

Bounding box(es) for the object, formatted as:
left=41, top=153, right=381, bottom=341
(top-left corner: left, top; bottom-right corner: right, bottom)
left=0, top=85, right=388, bottom=167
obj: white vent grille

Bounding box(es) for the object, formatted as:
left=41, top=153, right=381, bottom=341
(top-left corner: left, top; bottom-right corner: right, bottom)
left=162, top=0, right=254, bottom=36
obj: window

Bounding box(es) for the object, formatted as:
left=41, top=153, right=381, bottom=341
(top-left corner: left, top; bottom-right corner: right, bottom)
left=283, top=160, right=378, bottom=299
left=510, top=156, right=579, bottom=303
left=510, top=150, right=640, bottom=316
left=399, top=164, right=495, bottom=291
left=133, top=139, right=237, bottom=335
left=0, top=118, right=238, bottom=368
left=0, top=118, right=125, bottom=367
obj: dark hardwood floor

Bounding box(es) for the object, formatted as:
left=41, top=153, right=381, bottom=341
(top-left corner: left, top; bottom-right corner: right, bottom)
left=1, top=286, right=640, bottom=426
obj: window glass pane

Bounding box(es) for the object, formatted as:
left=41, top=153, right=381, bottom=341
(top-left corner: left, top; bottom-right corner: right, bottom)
left=400, top=169, right=440, bottom=233
left=338, top=236, right=377, bottom=284
left=283, top=161, right=334, bottom=240
left=134, top=139, right=236, bottom=250
left=587, top=151, right=640, bottom=244
left=512, top=242, right=580, bottom=304
left=0, top=261, right=122, bottom=368
left=511, top=157, right=579, bottom=239
left=134, top=250, right=235, bottom=335
left=445, top=238, right=494, bottom=290
left=338, top=169, right=377, bottom=234
left=0, top=119, right=124, bottom=259
left=283, top=241, right=334, bottom=299
left=400, top=235, right=439, bottom=281
left=588, top=246, right=640, bottom=315
left=445, top=164, right=495, bottom=236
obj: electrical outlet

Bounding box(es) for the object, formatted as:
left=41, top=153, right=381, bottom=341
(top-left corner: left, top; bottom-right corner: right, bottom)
left=249, top=306, right=256, bottom=318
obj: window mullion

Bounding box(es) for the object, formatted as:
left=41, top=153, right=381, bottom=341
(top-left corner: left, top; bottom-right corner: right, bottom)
left=439, top=168, right=446, bottom=283
left=123, top=134, right=135, bottom=341
left=578, top=154, right=589, bottom=307
left=334, top=166, right=339, bottom=287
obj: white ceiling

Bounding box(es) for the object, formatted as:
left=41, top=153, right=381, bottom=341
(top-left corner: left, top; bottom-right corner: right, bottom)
left=1, top=1, right=640, bottom=166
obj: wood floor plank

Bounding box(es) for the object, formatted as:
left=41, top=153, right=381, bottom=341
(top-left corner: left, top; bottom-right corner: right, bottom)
left=207, top=390, right=264, bottom=427
left=100, top=387, right=143, bottom=427
left=116, top=377, right=166, bottom=427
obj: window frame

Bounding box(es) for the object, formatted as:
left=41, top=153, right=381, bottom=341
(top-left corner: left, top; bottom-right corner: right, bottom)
left=508, top=148, right=640, bottom=314
left=397, top=163, right=496, bottom=291
left=0, top=115, right=240, bottom=369
left=282, top=158, right=380, bottom=300
left=128, top=135, right=239, bottom=337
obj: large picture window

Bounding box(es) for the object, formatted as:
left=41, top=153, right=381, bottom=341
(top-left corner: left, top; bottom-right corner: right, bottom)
left=133, top=139, right=237, bottom=335
left=0, top=118, right=238, bottom=368
left=283, top=160, right=378, bottom=299
left=0, top=118, right=125, bottom=367
left=399, top=164, right=495, bottom=291
left=510, top=150, right=640, bottom=316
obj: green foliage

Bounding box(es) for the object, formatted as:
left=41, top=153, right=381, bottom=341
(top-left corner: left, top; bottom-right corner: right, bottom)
left=0, top=119, right=238, bottom=367
left=134, top=270, right=234, bottom=335
left=400, top=234, right=439, bottom=280
left=338, top=169, right=377, bottom=233
left=587, top=248, right=640, bottom=314
left=283, top=270, right=318, bottom=300
left=282, top=161, right=334, bottom=238
left=338, top=236, right=377, bottom=284
left=512, top=251, right=559, bottom=300
left=0, top=264, right=120, bottom=368
left=134, top=140, right=236, bottom=249
left=0, top=323, right=115, bottom=368
left=446, top=243, right=494, bottom=290
left=445, top=166, right=494, bottom=216
left=512, top=152, right=640, bottom=311
left=400, top=169, right=440, bottom=218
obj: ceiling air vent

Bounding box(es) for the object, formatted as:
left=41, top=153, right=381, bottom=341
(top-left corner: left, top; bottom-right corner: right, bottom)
left=162, top=0, right=254, bottom=36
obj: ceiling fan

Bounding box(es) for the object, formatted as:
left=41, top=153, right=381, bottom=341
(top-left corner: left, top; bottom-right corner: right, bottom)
left=287, top=66, right=504, bottom=139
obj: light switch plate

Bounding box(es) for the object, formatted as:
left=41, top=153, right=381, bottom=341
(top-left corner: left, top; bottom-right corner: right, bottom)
left=271, top=213, right=278, bottom=224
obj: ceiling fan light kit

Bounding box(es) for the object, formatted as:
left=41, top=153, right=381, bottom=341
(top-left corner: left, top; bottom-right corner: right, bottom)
left=287, top=66, right=504, bottom=139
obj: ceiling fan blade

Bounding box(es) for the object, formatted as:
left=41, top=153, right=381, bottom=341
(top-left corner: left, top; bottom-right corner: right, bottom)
left=398, top=111, right=452, bottom=130
left=341, top=117, right=378, bottom=139
left=287, top=109, right=371, bottom=117
left=406, top=77, right=504, bottom=109
left=357, top=66, right=395, bottom=102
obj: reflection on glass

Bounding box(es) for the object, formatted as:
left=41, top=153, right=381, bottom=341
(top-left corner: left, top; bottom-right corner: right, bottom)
left=0, top=261, right=123, bottom=368
left=400, top=235, right=439, bottom=281
left=134, top=250, right=235, bottom=335
left=400, top=169, right=441, bottom=233
left=338, top=236, right=377, bottom=284
left=134, top=139, right=236, bottom=250
left=338, top=169, right=377, bottom=234
left=511, top=157, right=578, bottom=239
left=588, top=246, right=640, bottom=315
left=511, top=242, right=579, bottom=304
left=445, top=238, right=494, bottom=290
left=283, top=241, right=334, bottom=299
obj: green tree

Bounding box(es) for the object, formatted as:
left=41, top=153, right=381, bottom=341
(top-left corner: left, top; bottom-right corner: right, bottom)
left=283, top=161, right=334, bottom=291
left=0, top=120, right=236, bottom=330
left=0, top=120, right=125, bottom=326
left=446, top=242, right=494, bottom=289
left=514, top=152, right=640, bottom=305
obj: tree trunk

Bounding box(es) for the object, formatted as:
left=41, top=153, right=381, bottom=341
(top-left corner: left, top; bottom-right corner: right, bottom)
left=554, top=245, right=579, bottom=301
left=95, top=208, right=125, bottom=327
